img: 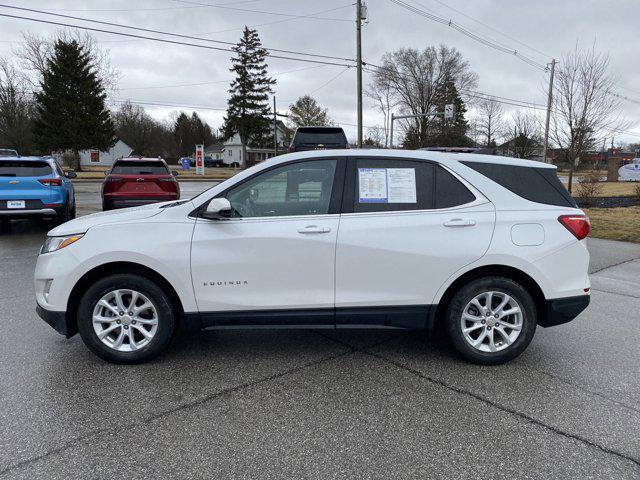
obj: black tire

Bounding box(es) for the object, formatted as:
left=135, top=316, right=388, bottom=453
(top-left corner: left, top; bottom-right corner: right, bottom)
left=54, top=201, right=70, bottom=225
left=69, top=202, right=76, bottom=219
left=102, top=202, right=110, bottom=211
left=444, top=277, right=537, bottom=365
left=77, top=274, right=176, bottom=364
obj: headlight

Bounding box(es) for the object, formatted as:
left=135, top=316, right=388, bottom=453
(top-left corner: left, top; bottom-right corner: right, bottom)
left=40, top=234, right=84, bottom=254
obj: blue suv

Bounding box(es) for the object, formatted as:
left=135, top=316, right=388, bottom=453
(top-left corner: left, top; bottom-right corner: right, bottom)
left=0, top=156, right=77, bottom=225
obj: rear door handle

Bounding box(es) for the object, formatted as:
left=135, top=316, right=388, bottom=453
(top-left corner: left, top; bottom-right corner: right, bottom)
left=297, top=225, right=331, bottom=234
left=443, top=218, right=476, bottom=227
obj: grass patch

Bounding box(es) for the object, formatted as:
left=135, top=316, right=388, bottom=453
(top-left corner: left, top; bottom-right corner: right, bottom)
left=584, top=206, right=640, bottom=243
left=563, top=181, right=639, bottom=197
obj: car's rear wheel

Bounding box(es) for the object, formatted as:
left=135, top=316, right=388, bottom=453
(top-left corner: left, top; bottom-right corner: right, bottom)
left=77, top=274, right=176, bottom=364
left=445, top=277, right=536, bottom=365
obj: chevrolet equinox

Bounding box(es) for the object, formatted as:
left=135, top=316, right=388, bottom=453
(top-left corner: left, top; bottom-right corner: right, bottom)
left=35, top=150, right=590, bottom=364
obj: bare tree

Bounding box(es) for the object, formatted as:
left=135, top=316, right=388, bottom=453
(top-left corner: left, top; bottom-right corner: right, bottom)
left=475, top=98, right=504, bottom=147
left=549, top=45, right=628, bottom=192
left=365, top=82, right=395, bottom=147
left=364, top=125, right=385, bottom=148
left=503, top=111, right=543, bottom=159
left=0, top=57, right=36, bottom=153
left=369, top=45, right=478, bottom=147
left=15, top=31, right=119, bottom=94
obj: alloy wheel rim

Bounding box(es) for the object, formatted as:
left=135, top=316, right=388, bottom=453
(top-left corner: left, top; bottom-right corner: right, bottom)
left=92, top=289, right=158, bottom=352
left=460, top=291, right=523, bottom=353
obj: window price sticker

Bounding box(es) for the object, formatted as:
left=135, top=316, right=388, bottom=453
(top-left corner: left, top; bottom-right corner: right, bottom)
left=358, top=168, right=416, bottom=203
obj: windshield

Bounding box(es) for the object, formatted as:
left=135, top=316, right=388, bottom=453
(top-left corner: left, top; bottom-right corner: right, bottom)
left=0, top=160, right=52, bottom=177
left=111, top=161, right=168, bottom=175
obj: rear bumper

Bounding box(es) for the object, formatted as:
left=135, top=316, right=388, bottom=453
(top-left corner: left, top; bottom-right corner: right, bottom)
left=540, top=294, right=590, bottom=328
left=103, top=196, right=178, bottom=209
left=0, top=208, right=57, bottom=217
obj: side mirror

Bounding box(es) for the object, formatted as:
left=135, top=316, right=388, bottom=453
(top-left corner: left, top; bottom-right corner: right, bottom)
left=172, top=170, right=179, bottom=176
left=65, top=171, right=77, bottom=179
left=104, top=170, right=109, bottom=176
left=202, top=198, right=232, bottom=220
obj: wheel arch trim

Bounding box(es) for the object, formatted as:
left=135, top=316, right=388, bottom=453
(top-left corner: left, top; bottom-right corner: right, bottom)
left=428, top=263, right=548, bottom=330
left=65, top=261, right=186, bottom=338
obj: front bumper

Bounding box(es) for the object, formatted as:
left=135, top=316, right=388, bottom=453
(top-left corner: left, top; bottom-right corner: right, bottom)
left=540, top=294, right=590, bottom=328
left=36, top=304, right=75, bottom=338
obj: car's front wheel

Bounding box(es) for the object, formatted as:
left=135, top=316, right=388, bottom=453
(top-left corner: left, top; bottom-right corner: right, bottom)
left=77, top=274, right=176, bottom=364
left=445, top=277, right=537, bottom=365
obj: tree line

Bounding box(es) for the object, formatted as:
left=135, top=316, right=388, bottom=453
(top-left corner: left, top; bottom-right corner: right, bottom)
left=0, top=27, right=628, bottom=168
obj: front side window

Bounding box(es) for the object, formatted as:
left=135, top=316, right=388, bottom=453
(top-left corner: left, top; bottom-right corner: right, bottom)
left=353, top=158, right=434, bottom=213
left=225, top=159, right=337, bottom=218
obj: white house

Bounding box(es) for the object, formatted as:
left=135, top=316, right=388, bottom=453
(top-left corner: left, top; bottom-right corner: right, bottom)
left=79, top=139, right=133, bottom=167
left=210, top=121, right=289, bottom=167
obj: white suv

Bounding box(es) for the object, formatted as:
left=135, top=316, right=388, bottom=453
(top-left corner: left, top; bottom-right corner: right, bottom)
left=34, top=150, right=590, bottom=365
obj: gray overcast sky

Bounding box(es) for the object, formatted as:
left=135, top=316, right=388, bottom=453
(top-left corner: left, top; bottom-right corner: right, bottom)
left=1, top=0, right=639, bottom=144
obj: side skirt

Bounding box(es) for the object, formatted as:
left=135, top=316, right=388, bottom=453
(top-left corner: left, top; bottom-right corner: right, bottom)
left=184, top=305, right=433, bottom=331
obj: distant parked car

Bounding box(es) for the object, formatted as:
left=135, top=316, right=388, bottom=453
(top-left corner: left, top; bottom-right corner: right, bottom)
left=205, top=156, right=225, bottom=168
left=0, top=156, right=76, bottom=225
left=289, top=126, right=348, bottom=152
left=101, top=157, right=179, bottom=211
left=0, top=148, right=19, bottom=157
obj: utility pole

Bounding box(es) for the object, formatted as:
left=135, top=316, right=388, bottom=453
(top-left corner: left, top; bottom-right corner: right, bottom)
left=273, top=96, right=277, bottom=157
left=389, top=112, right=394, bottom=149
left=356, top=0, right=363, bottom=148
left=542, top=58, right=556, bottom=163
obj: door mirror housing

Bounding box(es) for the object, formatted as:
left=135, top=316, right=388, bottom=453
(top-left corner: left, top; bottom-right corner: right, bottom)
left=202, top=197, right=232, bottom=220
left=171, top=170, right=179, bottom=176
left=65, top=171, right=77, bottom=179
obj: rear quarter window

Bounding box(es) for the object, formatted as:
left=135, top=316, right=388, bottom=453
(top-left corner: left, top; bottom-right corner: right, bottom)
left=435, top=165, right=476, bottom=208
left=461, top=161, right=577, bottom=208
left=111, top=161, right=168, bottom=175
left=0, top=160, right=52, bottom=177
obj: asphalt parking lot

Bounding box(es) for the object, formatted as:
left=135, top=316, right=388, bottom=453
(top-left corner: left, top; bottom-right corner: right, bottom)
left=0, top=182, right=639, bottom=479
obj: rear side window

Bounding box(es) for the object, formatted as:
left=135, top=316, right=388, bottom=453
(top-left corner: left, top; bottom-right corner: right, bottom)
left=111, top=161, right=168, bottom=175
left=0, top=160, right=52, bottom=177
left=294, top=128, right=348, bottom=146
left=352, top=158, right=434, bottom=213
left=435, top=166, right=476, bottom=208
left=461, top=161, right=577, bottom=208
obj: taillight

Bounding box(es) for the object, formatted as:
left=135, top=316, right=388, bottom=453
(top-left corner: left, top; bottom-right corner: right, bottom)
left=558, top=214, right=590, bottom=240
left=38, top=178, right=62, bottom=186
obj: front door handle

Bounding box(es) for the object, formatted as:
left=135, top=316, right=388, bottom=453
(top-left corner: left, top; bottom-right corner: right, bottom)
left=443, top=218, right=476, bottom=227
left=297, top=225, right=331, bottom=234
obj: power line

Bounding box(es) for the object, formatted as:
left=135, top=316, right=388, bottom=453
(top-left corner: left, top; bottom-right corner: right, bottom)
left=417, top=0, right=552, bottom=61
left=0, top=4, right=356, bottom=63
left=387, top=0, right=548, bottom=71
left=171, top=0, right=352, bottom=22
left=117, top=65, right=328, bottom=91
left=0, top=12, right=356, bottom=67
left=110, top=99, right=227, bottom=110
left=32, top=0, right=264, bottom=13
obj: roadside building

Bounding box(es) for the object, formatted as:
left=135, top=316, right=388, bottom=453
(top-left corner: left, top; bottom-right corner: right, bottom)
left=79, top=139, right=133, bottom=167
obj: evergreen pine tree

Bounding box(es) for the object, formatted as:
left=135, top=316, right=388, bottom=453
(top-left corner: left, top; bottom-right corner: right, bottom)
left=428, top=74, right=471, bottom=147
left=222, top=27, right=275, bottom=166
left=33, top=39, right=114, bottom=169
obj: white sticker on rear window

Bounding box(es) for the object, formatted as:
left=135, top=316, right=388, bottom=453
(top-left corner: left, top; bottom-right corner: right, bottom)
left=358, top=168, right=387, bottom=203
left=358, top=168, right=416, bottom=203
